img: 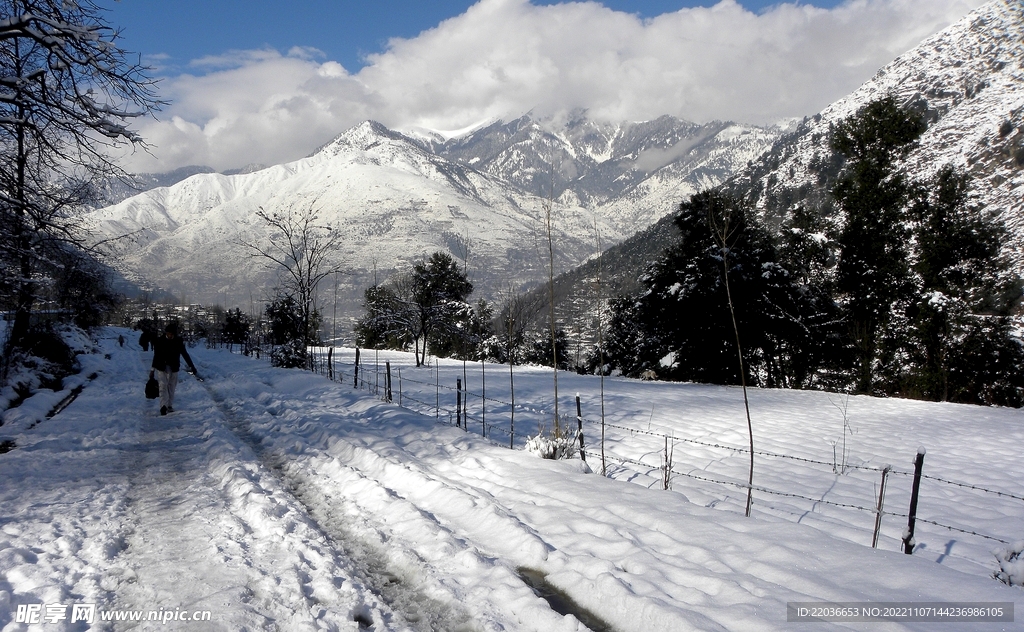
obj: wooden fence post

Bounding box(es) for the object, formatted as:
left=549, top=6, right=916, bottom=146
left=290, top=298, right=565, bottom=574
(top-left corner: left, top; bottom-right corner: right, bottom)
left=575, top=394, right=586, bottom=462
left=903, top=448, right=926, bottom=554
left=872, top=465, right=892, bottom=548
left=385, top=361, right=393, bottom=402
left=398, top=368, right=402, bottom=407
left=481, top=359, right=486, bottom=436
left=354, top=347, right=360, bottom=389
left=509, top=370, right=515, bottom=450
left=327, top=347, right=334, bottom=381
left=457, top=378, right=463, bottom=428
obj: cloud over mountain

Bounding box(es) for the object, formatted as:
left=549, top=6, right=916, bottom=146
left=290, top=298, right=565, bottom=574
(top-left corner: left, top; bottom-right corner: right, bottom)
left=124, top=0, right=985, bottom=173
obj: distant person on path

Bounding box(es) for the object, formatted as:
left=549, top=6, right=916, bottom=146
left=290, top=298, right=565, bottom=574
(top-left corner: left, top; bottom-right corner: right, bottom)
left=118, top=334, right=125, bottom=347
left=139, top=327, right=155, bottom=352
left=151, top=322, right=198, bottom=416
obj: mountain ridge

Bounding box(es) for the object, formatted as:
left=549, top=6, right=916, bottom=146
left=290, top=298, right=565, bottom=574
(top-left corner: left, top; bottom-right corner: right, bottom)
left=89, top=112, right=778, bottom=332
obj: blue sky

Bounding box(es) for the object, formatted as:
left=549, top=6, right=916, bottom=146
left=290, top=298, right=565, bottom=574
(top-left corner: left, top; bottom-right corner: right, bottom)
left=103, top=0, right=981, bottom=173
left=108, top=0, right=846, bottom=74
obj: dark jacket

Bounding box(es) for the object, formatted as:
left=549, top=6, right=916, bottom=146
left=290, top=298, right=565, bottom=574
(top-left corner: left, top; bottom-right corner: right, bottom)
left=151, top=334, right=196, bottom=373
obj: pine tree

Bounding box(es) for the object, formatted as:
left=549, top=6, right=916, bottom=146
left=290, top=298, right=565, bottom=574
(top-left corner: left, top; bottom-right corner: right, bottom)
left=605, top=190, right=836, bottom=387
left=411, top=252, right=473, bottom=366
left=905, top=166, right=1023, bottom=405
left=354, top=281, right=416, bottom=351
left=830, top=96, right=926, bottom=393
left=223, top=309, right=251, bottom=348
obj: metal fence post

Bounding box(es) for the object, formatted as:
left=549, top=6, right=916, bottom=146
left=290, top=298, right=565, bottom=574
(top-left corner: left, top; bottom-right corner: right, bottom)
left=903, top=448, right=926, bottom=554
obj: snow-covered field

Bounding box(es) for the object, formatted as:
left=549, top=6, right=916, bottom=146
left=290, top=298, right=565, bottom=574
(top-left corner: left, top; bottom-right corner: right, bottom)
left=324, top=347, right=1024, bottom=580
left=0, top=329, right=1021, bottom=631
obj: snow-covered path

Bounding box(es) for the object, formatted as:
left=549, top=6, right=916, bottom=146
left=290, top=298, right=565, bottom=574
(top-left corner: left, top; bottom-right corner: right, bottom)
left=1, top=330, right=1021, bottom=631
left=1, top=334, right=396, bottom=631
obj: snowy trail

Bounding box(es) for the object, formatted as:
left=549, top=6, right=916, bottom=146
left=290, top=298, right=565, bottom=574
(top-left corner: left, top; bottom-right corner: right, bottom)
left=1, top=335, right=398, bottom=631
left=1, top=332, right=1021, bottom=631
left=106, top=342, right=411, bottom=631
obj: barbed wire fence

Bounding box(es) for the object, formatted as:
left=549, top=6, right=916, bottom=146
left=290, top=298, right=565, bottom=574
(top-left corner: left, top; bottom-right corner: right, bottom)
left=230, top=342, right=1021, bottom=555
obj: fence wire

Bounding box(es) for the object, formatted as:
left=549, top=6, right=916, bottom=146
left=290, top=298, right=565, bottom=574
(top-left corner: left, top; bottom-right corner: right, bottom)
left=246, top=345, right=1020, bottom=552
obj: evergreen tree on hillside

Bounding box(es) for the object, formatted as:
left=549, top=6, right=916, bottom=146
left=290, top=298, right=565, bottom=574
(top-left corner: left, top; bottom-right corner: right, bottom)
left=905, top=166, right=1023, bottom=406
left=830, top=96, right=926, bottom=393
left=606, top=191, right=838, bottom=387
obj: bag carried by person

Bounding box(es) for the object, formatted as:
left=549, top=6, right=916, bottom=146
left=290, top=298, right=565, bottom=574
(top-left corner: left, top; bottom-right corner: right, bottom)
left=145, top=373, right=159, bottom=399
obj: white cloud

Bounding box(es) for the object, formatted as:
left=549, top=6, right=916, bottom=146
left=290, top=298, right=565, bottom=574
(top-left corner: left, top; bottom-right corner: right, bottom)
left=123, top=0, right=987, bottom=173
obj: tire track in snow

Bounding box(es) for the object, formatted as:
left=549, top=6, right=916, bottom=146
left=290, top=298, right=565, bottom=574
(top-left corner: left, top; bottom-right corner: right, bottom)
left=199, top=360, right=605, bottom=632
left=199, top=379, right=478, bottom=632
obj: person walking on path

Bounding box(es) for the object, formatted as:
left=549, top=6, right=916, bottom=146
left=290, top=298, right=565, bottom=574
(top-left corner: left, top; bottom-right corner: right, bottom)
left=151, top=323, right=198, bottom=415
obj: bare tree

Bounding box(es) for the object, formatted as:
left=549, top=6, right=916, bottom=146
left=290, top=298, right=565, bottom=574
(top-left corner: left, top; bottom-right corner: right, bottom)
left=593, top=221, right=607, bottom=476
left=543, top=196, right=561, bottom=436
left=496, top=283, right=543, bottom=449
left=240, top=205, right=346, bottom=344
left=496, top=284, right=543, bottom=367
left=0, top=0, right=161, bottom=345
left=707, top=197, right=755, bottom=518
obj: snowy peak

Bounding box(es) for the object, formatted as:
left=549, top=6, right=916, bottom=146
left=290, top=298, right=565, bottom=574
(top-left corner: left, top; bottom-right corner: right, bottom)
left=316, top=120, right=408, bottom=155
left=425, top=112, right=780, bottom=208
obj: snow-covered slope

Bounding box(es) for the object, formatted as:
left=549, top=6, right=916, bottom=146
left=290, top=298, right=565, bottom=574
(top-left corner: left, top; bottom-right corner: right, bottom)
left=88, top=121, right=620, bottom=312
left=736, top=0, right=1024, bottom=252
left=597, top=122, right=783, bottom=228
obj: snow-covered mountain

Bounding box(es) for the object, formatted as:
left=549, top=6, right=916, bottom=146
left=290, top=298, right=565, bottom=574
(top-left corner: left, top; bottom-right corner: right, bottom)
left=88, top=113, right=778, bottom=321
left=92, top=1, right=1023, bottom=327
left=89, top=121, right=620, bottom=315
left=732, top=0, right=1024, bottom=254
left=535, top=0, right=1024, bottom=342
left=422, top=112, right=783, bottom=215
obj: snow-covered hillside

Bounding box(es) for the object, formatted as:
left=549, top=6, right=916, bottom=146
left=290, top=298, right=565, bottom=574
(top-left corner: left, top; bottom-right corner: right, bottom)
left=423, top=113, right=782, bottom=213
left=0, top=331, right=1021, bottom=631
left=597, top=122, right=783, bottom=228
left=87, top=121, right=621, bottom=312
left=737, top=0, right=1024, bottom=255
